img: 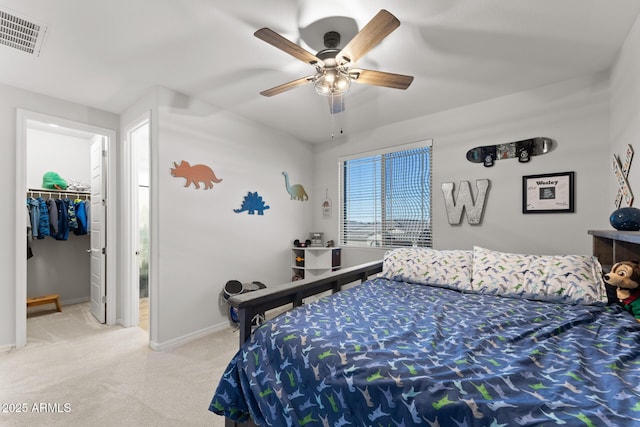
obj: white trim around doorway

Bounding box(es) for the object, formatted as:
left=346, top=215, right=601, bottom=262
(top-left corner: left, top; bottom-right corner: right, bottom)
left=122, top=111, right=151, bottom=330
left=15, top=109, right=118, bottom=348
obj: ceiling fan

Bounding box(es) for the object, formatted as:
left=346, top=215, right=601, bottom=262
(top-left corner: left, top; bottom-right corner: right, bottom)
left=254, top=9, right=414, bottom=114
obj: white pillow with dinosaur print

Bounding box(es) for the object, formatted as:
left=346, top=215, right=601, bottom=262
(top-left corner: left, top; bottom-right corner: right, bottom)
left=471, top=246, right=607, bottom=305
left=381, top=247, right=473, bottom=291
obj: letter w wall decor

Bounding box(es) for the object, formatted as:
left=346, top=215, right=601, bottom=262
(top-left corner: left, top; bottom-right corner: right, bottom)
left=441, top=179, right=490, bottom=225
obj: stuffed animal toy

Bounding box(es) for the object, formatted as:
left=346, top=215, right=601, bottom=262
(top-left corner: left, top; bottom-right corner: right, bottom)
left=604, top=261, right=640, bottom=322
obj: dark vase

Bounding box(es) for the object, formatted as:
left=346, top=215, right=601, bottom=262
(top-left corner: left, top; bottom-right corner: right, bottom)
left=610, top=207, right=640, bottom=231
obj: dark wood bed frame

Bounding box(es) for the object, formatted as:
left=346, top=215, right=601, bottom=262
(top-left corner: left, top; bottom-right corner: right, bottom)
left=227, top=260, right=383, bottom=347
left=223, top=260, right=383, bottom=427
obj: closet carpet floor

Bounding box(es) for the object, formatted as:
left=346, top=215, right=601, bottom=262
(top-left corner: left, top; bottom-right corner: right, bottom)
left=1, top=303, right=239, bottom=427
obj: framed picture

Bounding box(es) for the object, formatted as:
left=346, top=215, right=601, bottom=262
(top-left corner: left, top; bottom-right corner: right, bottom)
left=522, top=171, right=575, bottom=213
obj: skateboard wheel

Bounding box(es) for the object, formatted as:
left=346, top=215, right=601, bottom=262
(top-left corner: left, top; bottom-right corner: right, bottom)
left=483, top=154, right=495, bottom=167
left=516, top=140, right=533, bottom=163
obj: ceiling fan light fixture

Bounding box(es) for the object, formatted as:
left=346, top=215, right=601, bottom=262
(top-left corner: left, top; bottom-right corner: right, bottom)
left=313, top=68, right=351, bottom=96
left=255, top=10, right=413, bottom=106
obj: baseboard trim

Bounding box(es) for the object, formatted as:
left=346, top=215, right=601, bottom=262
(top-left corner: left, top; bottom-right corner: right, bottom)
left=0, top=343, right=15, bottom=353
left=149, top=321, right=231, bottom=351
left=60, top=296, right=90, bottom=306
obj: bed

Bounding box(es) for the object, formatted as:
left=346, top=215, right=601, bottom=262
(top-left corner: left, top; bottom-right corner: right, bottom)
left=210, top=246, right=640, bottom=426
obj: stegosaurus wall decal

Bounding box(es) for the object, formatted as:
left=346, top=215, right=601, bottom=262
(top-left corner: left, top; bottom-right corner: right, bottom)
left=234, top=191, right=270, bottom=215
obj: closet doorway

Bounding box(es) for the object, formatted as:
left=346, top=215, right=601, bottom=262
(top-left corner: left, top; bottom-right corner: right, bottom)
left=15, top=110, right=117, bottom=349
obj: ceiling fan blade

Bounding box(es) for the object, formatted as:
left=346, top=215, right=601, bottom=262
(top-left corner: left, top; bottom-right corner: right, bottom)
left=350, top=69, right=414, bottom=90
left=260, top=76, right=314, bottom=97
left=328, top=94, right=345, bottom=114
left=336, top=10, right=400, bottom=65
left=254, top=28, right=323, bottom=66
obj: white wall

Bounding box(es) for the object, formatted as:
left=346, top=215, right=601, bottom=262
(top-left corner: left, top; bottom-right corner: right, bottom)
left=26, top=128, right=91, bottom=188
left=150, top=88, right=314, bottom=347
left=313, top=72, right=611, bottom=262
left=610, top=13, right=640, bottom=206
left=0, top=83, right=118, bottom=349
left=27, top=237, right=90, bottom=304
left=119, top=88, right=316, bottom=348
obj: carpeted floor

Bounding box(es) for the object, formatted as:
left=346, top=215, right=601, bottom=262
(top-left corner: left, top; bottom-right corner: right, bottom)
left=1, top=303, right=239, bottom=427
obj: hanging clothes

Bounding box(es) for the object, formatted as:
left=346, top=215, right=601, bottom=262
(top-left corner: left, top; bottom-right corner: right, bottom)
left=85, top=200, right=91, bottom=233
left=54, top=198, right=70, bottom=241
left=28, top=198, right=40, bottom=239
left=27, top=206, right=33, bottom=259
left=26, top=190, right=91, bottom=242
left=73, top=198, right=88, bottom=235
left=47, top=197, right=59, bottom=236
left=66, top=198, right=78, bottom=231
left=36, top=197, right=50, bottom=239
left=25, top=189, right=91, bottom=258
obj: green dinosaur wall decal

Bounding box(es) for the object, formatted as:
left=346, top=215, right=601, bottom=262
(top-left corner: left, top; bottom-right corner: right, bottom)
left=282, top=171, right=309, bottom=201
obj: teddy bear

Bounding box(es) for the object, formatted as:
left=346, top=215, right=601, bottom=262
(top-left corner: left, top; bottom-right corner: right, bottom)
left=603, top=261, right=640, bottom=322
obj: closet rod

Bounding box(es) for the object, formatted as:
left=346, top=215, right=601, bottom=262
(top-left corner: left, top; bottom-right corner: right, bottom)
left=27, top=188, right=91, bottom=200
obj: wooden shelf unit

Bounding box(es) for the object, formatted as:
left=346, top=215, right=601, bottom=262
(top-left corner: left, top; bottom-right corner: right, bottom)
left=588, top=230, right=640, bottom=271
left=291, top=247, right=341, bottom=280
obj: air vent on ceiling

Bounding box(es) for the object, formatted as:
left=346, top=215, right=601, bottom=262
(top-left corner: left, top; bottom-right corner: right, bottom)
left=0, top=7, right=48, bottom=56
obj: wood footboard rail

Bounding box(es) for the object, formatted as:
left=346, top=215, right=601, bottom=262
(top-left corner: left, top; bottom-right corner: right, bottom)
left=227, top=260, right=383, bottom=347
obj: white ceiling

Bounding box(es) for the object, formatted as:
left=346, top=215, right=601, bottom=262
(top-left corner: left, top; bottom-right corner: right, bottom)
left=1, top=0, right=639, bottom=144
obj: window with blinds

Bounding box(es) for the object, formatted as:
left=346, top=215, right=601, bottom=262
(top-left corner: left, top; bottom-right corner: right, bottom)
left=339, top=140, right=432, bottom=248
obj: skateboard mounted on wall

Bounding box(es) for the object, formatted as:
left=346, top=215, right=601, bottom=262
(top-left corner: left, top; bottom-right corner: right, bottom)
left=466, top=137, right=553, bottom=167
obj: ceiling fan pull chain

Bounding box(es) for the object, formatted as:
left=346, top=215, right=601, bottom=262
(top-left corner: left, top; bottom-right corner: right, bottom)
left=330, top=93, right=335, bottom=139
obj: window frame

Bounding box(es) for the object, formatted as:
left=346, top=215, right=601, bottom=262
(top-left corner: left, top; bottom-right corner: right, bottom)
left=338, top=139, right=433, bottom=249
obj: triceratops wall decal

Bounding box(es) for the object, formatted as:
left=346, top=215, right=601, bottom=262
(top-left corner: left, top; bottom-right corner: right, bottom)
left=170, top=160, right=222, bottom=190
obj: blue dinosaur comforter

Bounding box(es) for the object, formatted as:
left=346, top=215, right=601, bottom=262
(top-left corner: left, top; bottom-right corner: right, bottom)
left=210, top=278, right=640, bottom=426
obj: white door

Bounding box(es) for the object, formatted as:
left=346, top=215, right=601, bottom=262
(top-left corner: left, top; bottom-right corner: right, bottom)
left=90, top=136, right=106, bottom=323
left=129, top=128, right=141, bottom=326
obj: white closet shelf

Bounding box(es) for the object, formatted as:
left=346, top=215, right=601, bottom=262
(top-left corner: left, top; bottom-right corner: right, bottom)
left=28, top=188, right=90, bottom=199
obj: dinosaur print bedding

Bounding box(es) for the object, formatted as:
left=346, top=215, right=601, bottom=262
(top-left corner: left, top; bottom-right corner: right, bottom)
left=210, top=277, right=640, bottom=426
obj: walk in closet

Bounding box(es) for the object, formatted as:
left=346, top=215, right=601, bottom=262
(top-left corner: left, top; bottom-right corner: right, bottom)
left=26, top=124, right=95, bottom=313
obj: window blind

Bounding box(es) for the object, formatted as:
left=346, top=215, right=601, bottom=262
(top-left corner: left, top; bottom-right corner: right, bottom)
left=339, top=142, right=432, bottom=248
